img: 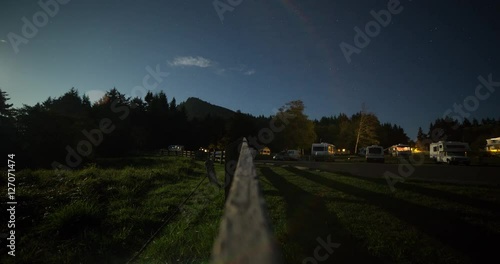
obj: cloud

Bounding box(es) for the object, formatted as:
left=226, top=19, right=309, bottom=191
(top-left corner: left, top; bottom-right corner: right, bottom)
left=0, top=39, right=7, bottom=43
left=244, top=69, right=256, bottom=75
left=169, top=56, right=255, bottom=76
left=170, top=56, right=212, bottom=68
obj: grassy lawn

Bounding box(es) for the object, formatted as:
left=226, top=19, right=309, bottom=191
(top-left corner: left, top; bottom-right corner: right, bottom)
left=0, top=157, right=225, bottom=264
left=285, top=153, right=500, bottom=166
left=258, top=165, right=500, bottom=264
left=3, top=157, right=499, bottom=263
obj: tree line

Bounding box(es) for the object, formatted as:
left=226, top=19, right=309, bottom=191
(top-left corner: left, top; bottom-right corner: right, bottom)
left=0, top=88, right=498, bottom=168
left=416, top=117, right=500, bottom=151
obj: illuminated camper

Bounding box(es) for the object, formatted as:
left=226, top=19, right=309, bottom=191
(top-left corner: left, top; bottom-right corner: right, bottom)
left=486, top=137, right=500, bottom=155
left=259, top=147, right=271, bottom=155
left=311, top=142, right=335, bottom=161
left=389, top=144, right=412, bottom=157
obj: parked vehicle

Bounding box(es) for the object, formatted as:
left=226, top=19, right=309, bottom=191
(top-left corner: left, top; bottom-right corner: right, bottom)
left=430, top=141, right=470, bottom=165
left=365, top=145, right=385, bottom=163
left=273, top=151, right=289, bottom=161
left=311, top=142, right=335, bottom=161
left=259, top=147, right=271, bottom=155
left=389, top=144, right=411, bottom=157
left=287, top=150, right=301, bottom=160
left=486, top=137, right=500, bottom=155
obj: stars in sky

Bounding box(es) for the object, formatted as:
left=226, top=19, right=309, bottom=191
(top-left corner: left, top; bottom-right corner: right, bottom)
left=0, top=0, right=499, bottom=139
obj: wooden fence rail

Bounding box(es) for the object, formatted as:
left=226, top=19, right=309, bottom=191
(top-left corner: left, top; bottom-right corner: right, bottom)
left=211, top=138, right=282, bottom=264
left=159, top=149, right=225, bottom=163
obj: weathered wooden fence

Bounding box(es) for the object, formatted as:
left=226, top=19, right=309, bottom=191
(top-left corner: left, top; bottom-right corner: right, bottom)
left=159, top=150, right=197, bottom=158
left=211, top=138, right=282, bottom=263
left=159, top=149, right=225, bottom=163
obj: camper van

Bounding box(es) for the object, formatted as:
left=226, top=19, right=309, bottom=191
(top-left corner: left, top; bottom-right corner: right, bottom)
left=365, top=145, right=385, bottom=163
left=311, top=143, right=335, bottom=161
left=259, top=147, right=271, bottom=155
left=430, top=141, right=470, bottom=165
left=486, top=137, right=500, bottom=155
left=389, top=144, right=411, bottom=157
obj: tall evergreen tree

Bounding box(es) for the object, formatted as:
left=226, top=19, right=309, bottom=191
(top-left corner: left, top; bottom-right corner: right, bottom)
left=0, top=89, right=16, bottom=159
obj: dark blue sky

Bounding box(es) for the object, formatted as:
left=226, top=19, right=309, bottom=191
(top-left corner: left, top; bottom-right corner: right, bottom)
left=1, top=0, right=499, bottom=139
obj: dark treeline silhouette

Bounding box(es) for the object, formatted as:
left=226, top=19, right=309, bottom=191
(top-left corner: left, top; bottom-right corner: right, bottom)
left=1, top=88, right=296, bottom=168
left=416, top=117, right=500, bottom=151
left=314, top=113, right=410, bottom=152
left=1, top=88, right=499, bottom=168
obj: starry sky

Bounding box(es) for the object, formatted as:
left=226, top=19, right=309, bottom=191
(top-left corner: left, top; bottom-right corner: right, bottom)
left=1, top=0, right=499, bottom=139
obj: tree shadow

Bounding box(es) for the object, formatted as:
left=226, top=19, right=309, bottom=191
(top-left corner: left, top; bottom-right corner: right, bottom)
left=347, top=174, right=500, bottom=214
left=259, top=167, right=382, bottom=263
left=283, top=167, right=500, bottom=263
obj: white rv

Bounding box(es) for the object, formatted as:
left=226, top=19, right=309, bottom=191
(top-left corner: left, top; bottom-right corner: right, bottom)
left=311, top=143, right=335, bottom=161
left=485, top=137, right=500, bottom=155
left=389, top=144, right=412, bottom=157
left=365, top=145, right=385, bottom=163
left=430, top=141, right=470, bottom=165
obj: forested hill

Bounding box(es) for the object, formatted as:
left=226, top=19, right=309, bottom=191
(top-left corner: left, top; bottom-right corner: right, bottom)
left=178, top=97, right=235, bottom=120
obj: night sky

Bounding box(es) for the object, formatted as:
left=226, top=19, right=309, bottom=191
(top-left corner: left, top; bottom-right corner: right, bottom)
left=1, top=0, right=499, bottom=139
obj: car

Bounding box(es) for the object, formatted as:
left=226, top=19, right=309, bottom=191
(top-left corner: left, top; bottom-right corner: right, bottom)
left=286, top=150, right=301, bottom=160
left=273, top=151, right=289, bottom=161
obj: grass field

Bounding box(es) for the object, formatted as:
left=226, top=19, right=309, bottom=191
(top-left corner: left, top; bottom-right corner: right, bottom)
left=263, top=153, right=500, bottom=166
left=2, top=156, right=499, bottom=263
left=0, top=157, right=225, bottom=264
left=258, top=165, right=500, bottom=263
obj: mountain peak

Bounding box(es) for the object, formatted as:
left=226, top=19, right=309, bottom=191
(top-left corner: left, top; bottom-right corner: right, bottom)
left=179, top=97, right=235, bottom=120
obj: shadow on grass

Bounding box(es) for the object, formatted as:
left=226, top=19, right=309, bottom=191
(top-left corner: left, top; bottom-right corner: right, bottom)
left=95, top=157, right=167, bottom=168
left=346, top=175, right=500, bottom=214
left=259, top=167, right=382, bottom=263
left=283, top=167, right=500, bottom=263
